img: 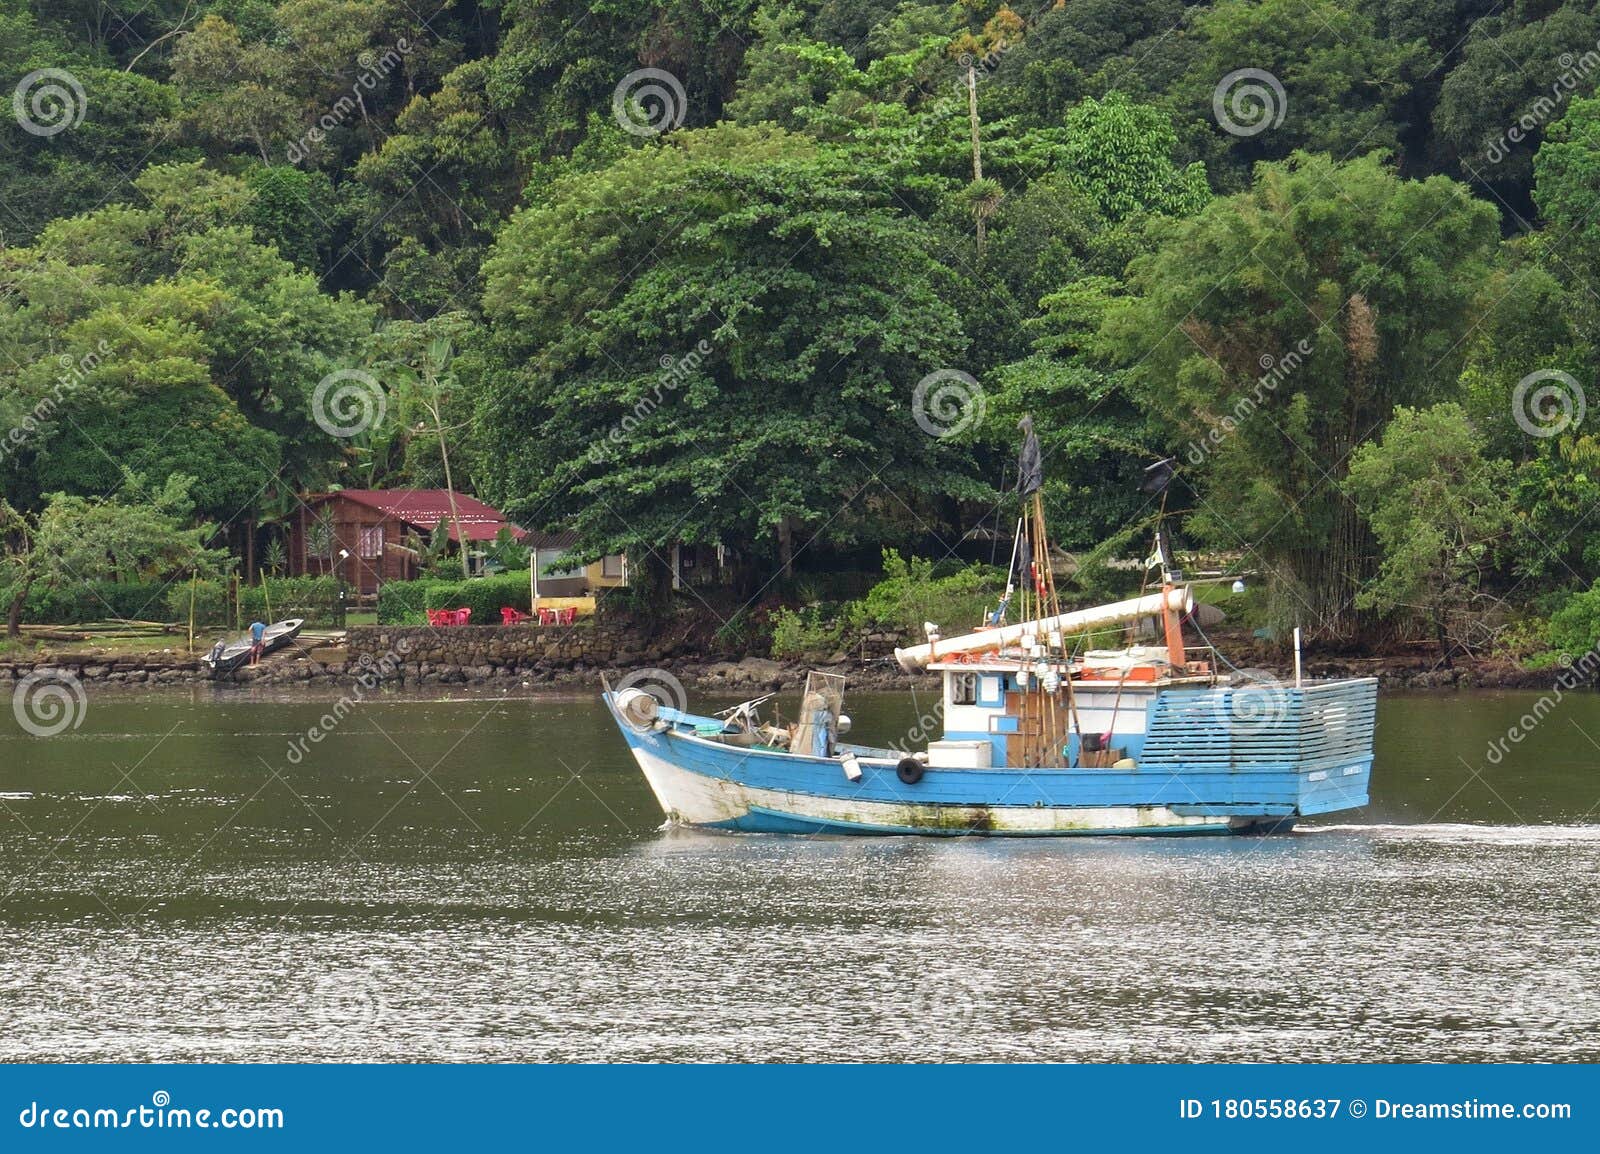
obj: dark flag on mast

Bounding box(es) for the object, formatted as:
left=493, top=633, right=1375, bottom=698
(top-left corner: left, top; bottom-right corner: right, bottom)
left=1017, top=416, right=1043, bottom=496
left=1141, top=457, right=1176, bottom=495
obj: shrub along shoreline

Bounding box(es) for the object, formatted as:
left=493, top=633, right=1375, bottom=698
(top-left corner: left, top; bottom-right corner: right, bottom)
left=6, top=552, right=1600, bottom=691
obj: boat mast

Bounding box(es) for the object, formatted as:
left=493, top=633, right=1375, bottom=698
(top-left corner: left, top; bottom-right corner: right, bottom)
left=1015, top=417, right=1078, bottom=767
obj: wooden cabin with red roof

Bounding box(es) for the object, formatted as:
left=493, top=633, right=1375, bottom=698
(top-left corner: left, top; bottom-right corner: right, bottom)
left=291, top=489, right=528, bottom=594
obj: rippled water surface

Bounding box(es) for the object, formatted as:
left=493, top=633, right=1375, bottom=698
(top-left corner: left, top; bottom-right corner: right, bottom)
left=2, top=686, right=1598, bottom=1062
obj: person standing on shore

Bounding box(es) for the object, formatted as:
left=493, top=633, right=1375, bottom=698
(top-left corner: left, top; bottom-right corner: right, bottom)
left=248, top=620, right=266, bottom=666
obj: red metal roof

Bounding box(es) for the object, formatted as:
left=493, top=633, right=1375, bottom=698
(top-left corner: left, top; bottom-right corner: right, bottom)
left=311, top=490, right=527, bottom=543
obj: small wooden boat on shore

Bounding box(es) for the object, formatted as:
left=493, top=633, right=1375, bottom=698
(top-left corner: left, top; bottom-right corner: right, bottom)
left=202, top=618, right=305, bottom=677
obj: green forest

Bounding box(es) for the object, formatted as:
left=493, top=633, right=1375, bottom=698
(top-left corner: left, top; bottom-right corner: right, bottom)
left=8, top=0, right=1600, bottom=661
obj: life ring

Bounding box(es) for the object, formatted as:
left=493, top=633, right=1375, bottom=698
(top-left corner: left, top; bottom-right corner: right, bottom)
left=896, top=757, right=925, bottom=785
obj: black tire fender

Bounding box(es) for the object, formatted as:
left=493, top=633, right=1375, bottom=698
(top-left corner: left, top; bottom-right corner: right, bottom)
left=896, top=756, right=925, bottom=785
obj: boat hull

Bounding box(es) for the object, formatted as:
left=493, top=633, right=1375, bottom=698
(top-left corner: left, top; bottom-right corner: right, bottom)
left=631, top=742, right=1240, bottom=835
left=604, top=688, right=1368, bottom=838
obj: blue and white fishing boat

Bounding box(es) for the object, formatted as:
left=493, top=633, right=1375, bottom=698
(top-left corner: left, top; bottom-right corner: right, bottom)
left=603, top=425, right=1376, bottom=837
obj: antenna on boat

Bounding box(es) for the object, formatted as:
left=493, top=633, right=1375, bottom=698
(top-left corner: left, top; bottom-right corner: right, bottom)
left=988, top=515, right=1023, bottom=628
left=1138, top=457, right=1189, bottom=667
left=1139, top=458, right=1178, bottom=582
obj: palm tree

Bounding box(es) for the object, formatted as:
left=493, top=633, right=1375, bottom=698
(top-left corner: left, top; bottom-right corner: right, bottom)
left=393, top=338, right=471, bottom=578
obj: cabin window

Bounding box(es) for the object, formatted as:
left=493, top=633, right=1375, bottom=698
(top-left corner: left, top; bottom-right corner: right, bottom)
left=358, top=525, right=384, bottom=559
left=602, top=554, right=625, bottom=578
left=949, top=672, right=977, bottom=706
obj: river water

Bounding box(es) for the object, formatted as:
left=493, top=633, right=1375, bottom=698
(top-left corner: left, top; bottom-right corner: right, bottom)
left=1, top=686, right=1597, bottom=1062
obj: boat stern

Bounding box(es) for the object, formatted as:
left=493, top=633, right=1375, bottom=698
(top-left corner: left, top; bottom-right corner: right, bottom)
left=1142, top=675, right=1378, bottom=820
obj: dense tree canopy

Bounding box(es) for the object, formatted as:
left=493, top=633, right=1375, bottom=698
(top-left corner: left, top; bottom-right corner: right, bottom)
left=1105, top=152, right=1501, bottom=633
left=0, top=163, right=375, bottom=518
left=6, top=0, right=1600, bottom=654
left=475, top=124, right=983, bottom=587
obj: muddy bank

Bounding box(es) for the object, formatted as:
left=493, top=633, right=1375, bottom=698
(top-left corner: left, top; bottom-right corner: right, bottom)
left=0, top=626, right=935, bottom=697
left=0, top=627, right=1578, bottom=696
left=1216, top=635, right=1574, bottom=691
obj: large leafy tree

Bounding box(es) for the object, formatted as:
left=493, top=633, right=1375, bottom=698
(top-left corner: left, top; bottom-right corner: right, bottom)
left=0, top=0, right=181, bottom=244
left=1186, top=0, right=1428, bottom=183
left=1104, top=152, right=1500, bottom=638
left=0, top=163, right=376, bottom=517
left=989, top=277, right=1154, bottom=553
left=1, top=473, right=230, bottom=635
left=474, top=123, right=985, bottom=591
left=1533, top=94, right=1600, bottom=344
left=166, top=3, right=441, bottom=167
left=1435, top=1, right=1600, bottom=207
left=1343, top=404, right=1513, bottom=658
left=1057, top=92, right=1210, bottom=224
left=981, top=94, right=1211, bottom=551
left=983, top=0, right=1195, bottom=124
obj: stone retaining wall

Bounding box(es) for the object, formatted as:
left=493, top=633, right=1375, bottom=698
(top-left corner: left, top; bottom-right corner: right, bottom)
left=345, top=623, right=674, bottom=686
left=0, top=622, right=678, bottom=690
left=0, top=622, right=922, bottom=695
left=0, top=627, right=1574, bottom=694
left=0, top=654, right=204, bottom=686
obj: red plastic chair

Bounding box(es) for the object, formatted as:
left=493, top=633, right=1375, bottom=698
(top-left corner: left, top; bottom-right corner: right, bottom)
left=501, top=607, right=531, bottom=626
left=426, top=608, right=451, bottom=627
left=537, top=607, right=556, bottom=626
left=558, top=607, right=577, bottom=626
left=452, top=607, right=471, bottom=626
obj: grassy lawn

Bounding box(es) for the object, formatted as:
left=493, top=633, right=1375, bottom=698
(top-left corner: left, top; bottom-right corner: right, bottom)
left=0, top=631, right=203, bottom=661
left=0, top=613, right=364, bottom=661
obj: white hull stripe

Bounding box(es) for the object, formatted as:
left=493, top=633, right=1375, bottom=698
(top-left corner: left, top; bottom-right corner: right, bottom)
left=631, top=746, right=1230, bottom=835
